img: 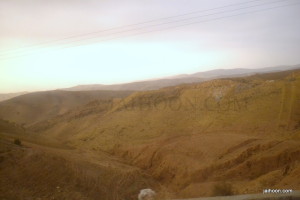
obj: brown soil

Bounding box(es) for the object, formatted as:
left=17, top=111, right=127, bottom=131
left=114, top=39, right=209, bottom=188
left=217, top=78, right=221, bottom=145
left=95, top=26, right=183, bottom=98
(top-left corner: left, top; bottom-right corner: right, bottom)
left=1, top=70, right=300, bottom=199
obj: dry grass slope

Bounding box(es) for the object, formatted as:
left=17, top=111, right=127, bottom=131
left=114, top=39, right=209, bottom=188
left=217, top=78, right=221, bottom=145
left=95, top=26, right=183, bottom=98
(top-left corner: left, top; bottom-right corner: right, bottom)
left=0, top=90, right=134, bottom=126
left=1, top=70, right=300, bottom=199
left=25, top=70, right=300, bottom=198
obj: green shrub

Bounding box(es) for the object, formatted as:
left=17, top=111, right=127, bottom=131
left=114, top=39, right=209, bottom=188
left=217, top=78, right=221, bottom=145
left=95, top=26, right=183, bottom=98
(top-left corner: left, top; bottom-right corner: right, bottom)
left=14, top=138, right=21, bottom=146
left=212, top=181, right=233, bottom=196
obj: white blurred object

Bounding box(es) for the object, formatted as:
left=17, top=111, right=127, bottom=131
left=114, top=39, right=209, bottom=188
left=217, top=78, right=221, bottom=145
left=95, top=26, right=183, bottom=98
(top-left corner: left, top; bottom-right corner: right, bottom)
left=138, top=189, right=156, bottom=200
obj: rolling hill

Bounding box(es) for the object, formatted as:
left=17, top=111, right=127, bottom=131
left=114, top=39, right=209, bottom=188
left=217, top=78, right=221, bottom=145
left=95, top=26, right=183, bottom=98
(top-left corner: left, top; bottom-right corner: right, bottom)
left=65, top=64, right=300, bottom=91
left=24, top=69, right=300, bottom=198
left=0, top=128, right=167, bottom=200
left=0, top=92, right=28, bottom=102
left=65, top=77, right=206, bottom=91
left=185, top=64, right=300, bottom=78
left=0, top=90, right=134, bottom=126
left=1, top=65, right=298, bottom=103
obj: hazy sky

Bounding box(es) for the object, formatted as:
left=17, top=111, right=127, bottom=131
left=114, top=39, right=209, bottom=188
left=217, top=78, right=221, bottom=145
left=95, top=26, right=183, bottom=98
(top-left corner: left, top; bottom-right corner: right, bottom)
left=1, top=0, right=300, bottom=93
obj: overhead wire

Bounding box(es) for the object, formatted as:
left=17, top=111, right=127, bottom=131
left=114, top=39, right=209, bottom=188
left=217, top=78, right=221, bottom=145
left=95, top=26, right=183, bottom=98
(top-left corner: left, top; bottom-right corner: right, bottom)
left=0, top=0, right=265, bottom=53
left=0, top=0, right=298, bottom=60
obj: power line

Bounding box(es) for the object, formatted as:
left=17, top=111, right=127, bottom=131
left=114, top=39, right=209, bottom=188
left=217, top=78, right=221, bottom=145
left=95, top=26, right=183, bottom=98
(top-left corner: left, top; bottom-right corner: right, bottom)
left=0, top=0, right=298, bottom=60
left=0, top=0, right=291, bottom=59
left=53, top=0, right=290, bottom=46
left=1, top=1, right=296, bottom=60
left=57, top=1, right=300, bottom=49
left=0, top=0, right=264, bottom=53
left=0, top=0, right=283, bottom=54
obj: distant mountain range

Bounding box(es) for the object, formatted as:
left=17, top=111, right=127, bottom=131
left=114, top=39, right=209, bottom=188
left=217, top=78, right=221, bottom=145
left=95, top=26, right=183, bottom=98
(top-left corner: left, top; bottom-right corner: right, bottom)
left=0, top=90, right=133, bottom=126
left=1, top=64, right=299, bottom=102
left=0, top=92, right=28, bottom=102
left=65, top=64, right=300, bottom=91
left=65, top=76, right=204, bottom=91
left=1, top=69, right=300, bottom=198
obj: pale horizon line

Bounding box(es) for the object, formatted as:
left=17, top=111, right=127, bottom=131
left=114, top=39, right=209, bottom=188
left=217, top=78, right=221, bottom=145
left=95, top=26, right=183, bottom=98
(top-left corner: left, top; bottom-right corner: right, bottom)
left=1, top=63, right=299, bottom=94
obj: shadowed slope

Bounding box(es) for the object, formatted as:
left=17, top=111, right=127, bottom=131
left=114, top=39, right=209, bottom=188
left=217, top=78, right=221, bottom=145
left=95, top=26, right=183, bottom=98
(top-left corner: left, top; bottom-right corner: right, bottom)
left=0, top=92, right=28, bottom=102
left=0, top=135, right=167, bottom=200
left=0, top=90, right=134, bottom=126
left=28, top=70, right=300, bottom=198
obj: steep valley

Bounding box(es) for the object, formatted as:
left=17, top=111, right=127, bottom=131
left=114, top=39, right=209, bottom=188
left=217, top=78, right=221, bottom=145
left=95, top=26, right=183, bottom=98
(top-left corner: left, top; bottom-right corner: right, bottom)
left=1, top=70, right=300, bottom=199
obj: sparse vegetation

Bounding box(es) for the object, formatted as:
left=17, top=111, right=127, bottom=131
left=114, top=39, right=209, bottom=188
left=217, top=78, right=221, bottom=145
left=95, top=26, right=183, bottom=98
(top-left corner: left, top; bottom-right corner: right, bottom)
left=14, top=138, right=21, bottom=146
left=1, top=70, right=300, bottom=199
left=212, top=182, right=234, bottom=196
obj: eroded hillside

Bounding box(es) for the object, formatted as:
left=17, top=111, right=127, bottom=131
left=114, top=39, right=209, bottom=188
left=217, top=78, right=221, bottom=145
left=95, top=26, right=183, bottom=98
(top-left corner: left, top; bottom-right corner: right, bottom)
left=1, top=70, right=300, bottom=199
left=0, top=133, right=170, bottom=200
left=25, top=70, right=300, bottom=198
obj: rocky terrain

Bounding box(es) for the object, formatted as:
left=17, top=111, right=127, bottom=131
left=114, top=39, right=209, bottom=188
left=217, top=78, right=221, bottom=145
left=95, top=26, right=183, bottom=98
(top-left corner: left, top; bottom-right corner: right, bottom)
left=1, top=69, right=300, bottom=199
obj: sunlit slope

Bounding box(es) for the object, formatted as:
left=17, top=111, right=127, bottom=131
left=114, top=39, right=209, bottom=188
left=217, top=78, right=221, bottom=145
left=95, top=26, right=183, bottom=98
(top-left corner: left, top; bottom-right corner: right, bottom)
left=35, top=70, right=300, bottom=142
left=0, top=90, right=133, bottom=126
left=31, top=70, right=300, bottom=197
